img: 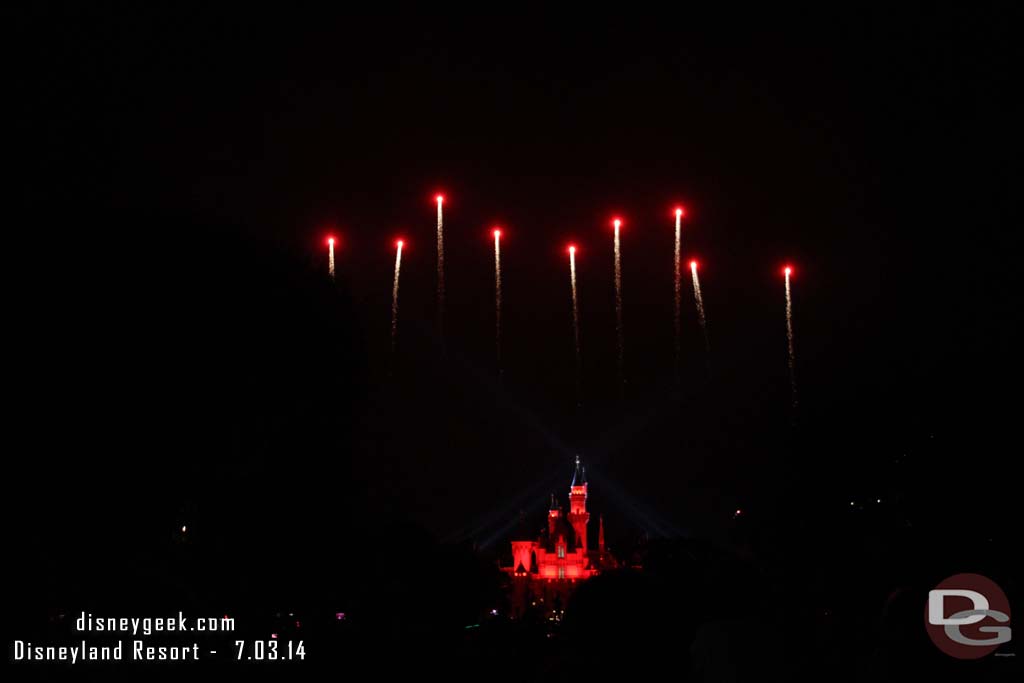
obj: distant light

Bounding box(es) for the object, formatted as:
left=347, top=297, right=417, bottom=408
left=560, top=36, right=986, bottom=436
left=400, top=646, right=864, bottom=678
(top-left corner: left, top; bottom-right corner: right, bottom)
left=568, top=245, right=576, bottom=254
left=613, top=218, right=621, bottom=229
left=335, top=612, right=346, bottom=621
left=436, top=194, right=444, bottom=203
left=327, top=237, right=335, bottom=245
left=271, top=633, right=278, bottom=639
left=876, top=498, right=881, bottom=504
left=690, top=260, right=698, bottom=269
left=181, top=525, right=187, bottom=533
left=493, top=228, right=501, bottom=238
left=734, top=509, right=742, bottom=517
left=850, top=501, right=855, bottom=506
left=675, top=207, right=684, bottom=217
left=396, top=239, right=404, bottom=248
left=490, top=609, right=498, bottom=615
left=784, top=266, right=792, bottom=276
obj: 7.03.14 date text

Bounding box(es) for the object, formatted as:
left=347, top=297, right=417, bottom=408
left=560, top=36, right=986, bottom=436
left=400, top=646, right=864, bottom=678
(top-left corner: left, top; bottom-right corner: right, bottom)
left=235, top=640, right=305, bottom=661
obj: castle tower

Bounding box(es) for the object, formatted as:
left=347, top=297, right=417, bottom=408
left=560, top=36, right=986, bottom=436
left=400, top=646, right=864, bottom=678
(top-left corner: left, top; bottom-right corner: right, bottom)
left=567, top=456, right=589, bottom=552
left=548, top=493, right=562, bottom=537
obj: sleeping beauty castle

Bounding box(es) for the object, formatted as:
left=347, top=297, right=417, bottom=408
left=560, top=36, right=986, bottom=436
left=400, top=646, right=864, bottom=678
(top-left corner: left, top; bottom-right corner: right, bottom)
left=503, top=457, right=620, bottom=616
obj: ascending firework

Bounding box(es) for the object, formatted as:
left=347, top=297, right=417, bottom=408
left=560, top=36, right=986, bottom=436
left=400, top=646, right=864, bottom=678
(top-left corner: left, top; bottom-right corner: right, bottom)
left=568, top=245, right=581, bottom=405
left=673, top=208, right=684, bottom=379
left=690, top=260, right=710, bottom=355
left=612, top=218, right=625, bottom=388
left=391, top=239, right=404, bottom=352
left=784, top=266, right=797, bottom=409
left=435, top=195, right=445, bottom=336
left=327, top=237, right=336, bottom=280
left=493, top=228, right=503, bottom=372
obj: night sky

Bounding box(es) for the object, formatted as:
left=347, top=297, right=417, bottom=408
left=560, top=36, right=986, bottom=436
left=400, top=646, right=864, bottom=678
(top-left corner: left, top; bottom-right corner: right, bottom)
left=8, top=6, right=1019, bottom=676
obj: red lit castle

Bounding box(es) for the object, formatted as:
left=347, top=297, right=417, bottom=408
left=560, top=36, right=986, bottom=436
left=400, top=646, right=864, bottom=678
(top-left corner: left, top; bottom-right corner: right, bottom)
left=504, top=457, right=618, bottom=614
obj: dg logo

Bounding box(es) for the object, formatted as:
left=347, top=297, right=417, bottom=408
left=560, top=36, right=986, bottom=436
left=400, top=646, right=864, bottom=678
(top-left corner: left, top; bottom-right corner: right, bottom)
left=926, top=573, right=1011, bottom=659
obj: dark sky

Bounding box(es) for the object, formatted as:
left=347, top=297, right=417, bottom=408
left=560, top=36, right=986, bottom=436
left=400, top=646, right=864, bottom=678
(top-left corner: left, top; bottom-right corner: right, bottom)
left=10, top=6, right=1018, bottom=581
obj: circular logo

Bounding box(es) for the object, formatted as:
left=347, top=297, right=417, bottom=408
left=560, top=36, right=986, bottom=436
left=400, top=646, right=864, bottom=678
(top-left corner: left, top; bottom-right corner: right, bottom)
left=925, top=573, right=1011, bottom=659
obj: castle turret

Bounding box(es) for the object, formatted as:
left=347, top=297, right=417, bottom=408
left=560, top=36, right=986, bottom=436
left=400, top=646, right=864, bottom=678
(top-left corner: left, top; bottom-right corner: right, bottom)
left=548, top=493, right=562, bottom=537
left=567, top=456, right=589, bottom=552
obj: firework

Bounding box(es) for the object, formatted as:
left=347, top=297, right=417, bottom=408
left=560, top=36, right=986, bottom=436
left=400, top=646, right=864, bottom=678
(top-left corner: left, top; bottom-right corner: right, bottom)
left=673, top=208, right=684, bottom=379
left=784, top=266, right=797, bottom=409
left=391, top=239, right=404, bottom=352
left=494, top=228, right=503, bottom=372
left=612, top=218, right=625, bottom=388
left=328, top=237, right=336, bottom=280
left=569, top=245, right=581, bottom=405
left=435, top=194, right=445, bottom=336
left=690, top=260, right=709, bottom=355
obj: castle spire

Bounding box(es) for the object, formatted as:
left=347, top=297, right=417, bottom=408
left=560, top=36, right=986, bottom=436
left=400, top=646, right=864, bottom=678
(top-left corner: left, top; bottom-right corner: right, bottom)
left=571, top=455, right=586, bottom=486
